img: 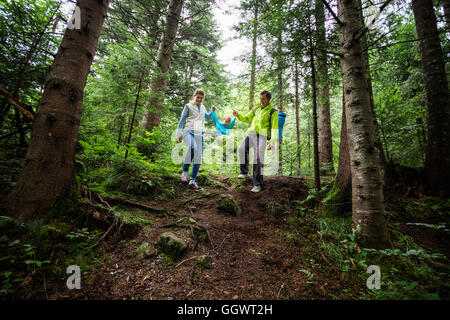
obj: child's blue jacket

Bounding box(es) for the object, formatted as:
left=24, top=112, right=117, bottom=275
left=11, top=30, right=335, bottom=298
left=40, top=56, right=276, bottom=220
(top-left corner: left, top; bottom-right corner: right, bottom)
left=211, top=110, right=236, bottom=136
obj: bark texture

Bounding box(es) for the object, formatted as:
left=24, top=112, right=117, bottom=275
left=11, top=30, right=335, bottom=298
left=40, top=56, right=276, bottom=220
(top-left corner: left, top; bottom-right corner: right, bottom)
left=309, top=31, right=321, bottom=191
left=323, top=92, right=351, bottom=217
left=295, top=62, right=301, bottom=175
left=141, top=0, right=185, bottom=133
left=412, top=0, right=450, bottom=197
left=3, top=0, right=109, bottom=222
left=357, top=2, right=386, bottom=179
left=315, top=0, right=334, bottom=172
left=338, top=0, right=391, bottom=249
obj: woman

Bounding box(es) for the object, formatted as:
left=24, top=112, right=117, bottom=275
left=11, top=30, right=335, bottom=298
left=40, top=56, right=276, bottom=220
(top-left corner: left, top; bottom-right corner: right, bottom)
left=175, top=89, right=213, bottom=190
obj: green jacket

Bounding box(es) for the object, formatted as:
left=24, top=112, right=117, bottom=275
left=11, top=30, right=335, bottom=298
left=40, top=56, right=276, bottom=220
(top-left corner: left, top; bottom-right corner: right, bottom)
left=237, top=103, right=279, bottom=145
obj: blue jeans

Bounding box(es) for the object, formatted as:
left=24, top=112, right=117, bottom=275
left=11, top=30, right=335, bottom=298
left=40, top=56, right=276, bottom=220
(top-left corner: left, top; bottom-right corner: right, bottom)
left=182, top=130, right=204, bottom=182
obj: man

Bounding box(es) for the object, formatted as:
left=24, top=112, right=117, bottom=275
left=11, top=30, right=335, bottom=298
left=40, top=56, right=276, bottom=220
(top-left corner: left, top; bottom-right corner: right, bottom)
left=233, top=90, right=279, bottom=193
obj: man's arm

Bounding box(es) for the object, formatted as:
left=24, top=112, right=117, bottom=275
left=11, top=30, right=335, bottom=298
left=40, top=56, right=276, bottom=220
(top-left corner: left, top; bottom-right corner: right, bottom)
left=236, top=107, right=256, bottom=123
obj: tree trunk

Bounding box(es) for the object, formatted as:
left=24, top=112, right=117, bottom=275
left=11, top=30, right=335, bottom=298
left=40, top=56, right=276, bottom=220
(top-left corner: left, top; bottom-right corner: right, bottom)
left=249, top=4, right=258, bottom=110
left=141, top=0, right=185, bottom=133
left=307, top=110, right=311, bottom=169
left=315, top=0, right=334, bottom=173
left=125, top=74, right=144, bottom=159
left=3, top=0, right=110, bottom=222
left=277, top=37, right=284, bottom=175
left=357, top=2, right=387, bottom=179
left=323, top=88, right=351, bottom=217
left=295, top=62, right=301, bottom=175
left=338, top=0, right=391, bottom=249
left=309, top=30, right=321, bottom=191
left=412, top=0, right=450, bottom=197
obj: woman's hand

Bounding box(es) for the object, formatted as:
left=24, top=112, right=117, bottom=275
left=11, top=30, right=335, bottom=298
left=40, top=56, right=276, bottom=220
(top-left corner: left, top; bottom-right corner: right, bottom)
left=176, top=136, right=182, bottom=143
left=211, top=105, right=216, bottom=111
left=233, top=110, right=238, bottom=117
left=267, top=142, right=273, bottom=150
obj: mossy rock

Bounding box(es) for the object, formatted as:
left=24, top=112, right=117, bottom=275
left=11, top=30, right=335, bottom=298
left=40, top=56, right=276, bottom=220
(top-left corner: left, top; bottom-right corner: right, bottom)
left=217, top=194, right=241, bottom=216
left=157, top=232, right=187, bottom=261
left=195, top=255, right=213, bottom=270
left=35, top=222, right=70, bottom=242
left=195, top=172, right=214, bottom=186
left=0, top=216, right=28, bottom=237
left=227, top=177, right=247, bottom=192
left=136, top=242, right=157, bottom=260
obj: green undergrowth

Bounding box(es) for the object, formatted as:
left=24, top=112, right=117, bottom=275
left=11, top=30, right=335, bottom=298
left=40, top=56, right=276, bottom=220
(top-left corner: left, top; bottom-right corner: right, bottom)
left=313, top=216, right=448, bottom=299
left=273, top=185, right=450, bottom=300
left=76, top=147, right=183, bottom=202
left=0, top=212, right=105, bottom=299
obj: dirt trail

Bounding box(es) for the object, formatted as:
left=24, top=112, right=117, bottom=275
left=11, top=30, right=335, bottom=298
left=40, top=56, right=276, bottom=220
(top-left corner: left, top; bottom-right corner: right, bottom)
left=77, top=175, right=348, bottom=300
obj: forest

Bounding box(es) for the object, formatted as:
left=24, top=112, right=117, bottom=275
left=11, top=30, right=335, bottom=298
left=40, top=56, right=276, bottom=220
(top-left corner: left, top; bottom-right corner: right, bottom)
left=0, top=0, right=449, bottom=301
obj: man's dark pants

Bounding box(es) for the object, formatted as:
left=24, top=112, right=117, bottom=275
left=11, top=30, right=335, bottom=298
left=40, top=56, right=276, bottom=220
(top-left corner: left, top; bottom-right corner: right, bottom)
left=238, top=133, right=267, bottom=187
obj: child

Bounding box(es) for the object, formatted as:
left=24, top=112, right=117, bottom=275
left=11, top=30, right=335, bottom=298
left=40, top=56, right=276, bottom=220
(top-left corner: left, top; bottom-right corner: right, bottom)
left=211, top=105, right=236, bottom=162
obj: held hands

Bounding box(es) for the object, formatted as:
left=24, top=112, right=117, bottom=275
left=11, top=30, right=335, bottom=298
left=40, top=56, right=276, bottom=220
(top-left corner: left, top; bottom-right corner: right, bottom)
left=176, top=136, right=182, bottom=143
left=211, top=105, right=216, bottom=111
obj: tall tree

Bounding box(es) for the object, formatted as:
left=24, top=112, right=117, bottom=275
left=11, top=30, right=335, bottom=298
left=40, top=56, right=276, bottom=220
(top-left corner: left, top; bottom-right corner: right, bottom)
left=357, top=1, right=387, bottom=178
left=308, top=24, right=321, bottom=191
left=315, top=0, right=334, bottom=173
left=294, top=62, right=301, bottom=175
left=249, top=3, right=259, bottom=110
left=277, top=35, right=284, bottom=175
left=3, top=0, right=110, bottom=221
left=323, top=88, right=351, bottom=217
left=334, top=0, right=391, bottom=248
left=140, top=0, right=185, bottom=133
left=412, top=0, right=450, bottom=197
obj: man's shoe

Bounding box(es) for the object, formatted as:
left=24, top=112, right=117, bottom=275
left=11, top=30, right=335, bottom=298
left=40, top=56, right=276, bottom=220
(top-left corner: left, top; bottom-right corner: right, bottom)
left=189, top=181, right=200, bottom=190
left=251, top=185, right=261, bottom=193
left=181, top=173, right=188, bottom=183
left=238, top=173, right=249, bottom=179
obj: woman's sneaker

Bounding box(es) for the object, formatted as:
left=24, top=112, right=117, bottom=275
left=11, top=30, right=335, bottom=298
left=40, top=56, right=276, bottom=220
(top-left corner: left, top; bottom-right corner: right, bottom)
left=189, top=181, right=200, bottom=190
left=238, top=173, right=249, bottom=179
left=181, top=173, right=188, bottom=183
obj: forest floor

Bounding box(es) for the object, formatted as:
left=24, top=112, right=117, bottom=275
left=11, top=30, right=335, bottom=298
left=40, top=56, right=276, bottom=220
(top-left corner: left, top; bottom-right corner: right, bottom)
left=1, top=146, right=449, bottom=300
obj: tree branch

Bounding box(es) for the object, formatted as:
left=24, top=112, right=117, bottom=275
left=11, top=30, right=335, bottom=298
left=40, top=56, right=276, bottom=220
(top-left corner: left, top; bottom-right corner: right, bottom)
left=355, top=0, right=394, bottom=40
left=320, top=0, right=343, bottom=26
left=313, top=46, right=343, bottom=58
left=0, top=86, right=35, bottom=121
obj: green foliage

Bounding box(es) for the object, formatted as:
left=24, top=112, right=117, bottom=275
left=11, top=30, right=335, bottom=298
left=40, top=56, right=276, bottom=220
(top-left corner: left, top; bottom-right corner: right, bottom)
left=0, top=0, right=62, bottom=136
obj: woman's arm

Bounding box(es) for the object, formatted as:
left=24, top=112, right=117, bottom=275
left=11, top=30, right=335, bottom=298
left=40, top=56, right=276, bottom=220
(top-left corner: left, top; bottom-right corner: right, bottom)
left=211, top=110, right=219, bottom=127
left=176, top=105, right=189, bottom=137
left=204, top=107, right=212, bottom=121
